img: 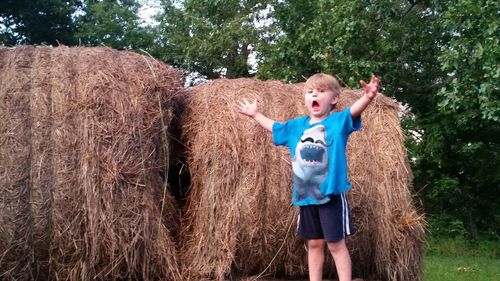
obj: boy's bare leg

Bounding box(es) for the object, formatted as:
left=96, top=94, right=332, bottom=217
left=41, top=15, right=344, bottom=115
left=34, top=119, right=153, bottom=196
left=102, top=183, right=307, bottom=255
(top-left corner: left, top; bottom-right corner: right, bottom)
left=307, top=239, right=325, bottom=281
left=327, top=239, right=352, bottom=281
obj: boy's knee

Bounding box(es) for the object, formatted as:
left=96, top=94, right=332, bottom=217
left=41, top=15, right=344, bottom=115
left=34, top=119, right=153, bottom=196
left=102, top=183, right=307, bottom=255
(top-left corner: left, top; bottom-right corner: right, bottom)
left=307, top=239, right=325, bottom=250
left=327, top=239, right=347, bottom=254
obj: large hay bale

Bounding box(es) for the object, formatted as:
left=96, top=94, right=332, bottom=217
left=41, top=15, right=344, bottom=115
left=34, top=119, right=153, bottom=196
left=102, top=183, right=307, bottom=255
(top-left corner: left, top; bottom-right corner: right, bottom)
left=179, top=78, right=425, bottom=281
left=0, top=46, right=182, bottom=281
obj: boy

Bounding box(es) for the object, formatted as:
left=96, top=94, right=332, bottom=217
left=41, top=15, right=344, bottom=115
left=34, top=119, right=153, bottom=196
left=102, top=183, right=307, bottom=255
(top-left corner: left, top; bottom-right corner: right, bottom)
left=237, top=73, right=380, bottom=281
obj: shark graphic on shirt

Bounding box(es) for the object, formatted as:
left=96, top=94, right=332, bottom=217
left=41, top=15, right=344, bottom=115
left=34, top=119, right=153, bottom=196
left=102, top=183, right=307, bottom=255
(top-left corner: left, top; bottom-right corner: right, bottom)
left=292, top=125, right=329, bottom=204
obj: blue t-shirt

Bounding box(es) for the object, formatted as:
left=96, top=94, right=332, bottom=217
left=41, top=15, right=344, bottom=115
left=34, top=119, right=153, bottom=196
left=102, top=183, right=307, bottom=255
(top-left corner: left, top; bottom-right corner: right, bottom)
left=272, top=107, right=361, bottom=206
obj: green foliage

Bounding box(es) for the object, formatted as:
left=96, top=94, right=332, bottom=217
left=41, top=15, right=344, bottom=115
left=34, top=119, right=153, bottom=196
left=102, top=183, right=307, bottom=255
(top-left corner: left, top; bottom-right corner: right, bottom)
left=438, top=0, right=499, bottom=123
left=76, top=0, right=155, bottom=50
left=155, top=0, right=271, bottom=80
left=257, top=0, right=446, bottom=95
left=426, top=237, right=500, bottom=258
left=0, top=0, right=81, bottom=45
left=427, top=214, right=469, bottom=239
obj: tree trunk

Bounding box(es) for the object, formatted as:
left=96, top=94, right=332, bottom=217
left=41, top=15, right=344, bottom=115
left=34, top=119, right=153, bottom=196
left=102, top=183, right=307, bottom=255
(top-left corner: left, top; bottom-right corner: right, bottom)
left=467, top=208, right=479, bottom=240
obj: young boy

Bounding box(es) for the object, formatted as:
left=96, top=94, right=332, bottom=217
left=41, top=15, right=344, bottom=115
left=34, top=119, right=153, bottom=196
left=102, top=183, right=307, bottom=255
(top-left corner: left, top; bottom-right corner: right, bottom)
left=237, top=73, right=380, bottom=281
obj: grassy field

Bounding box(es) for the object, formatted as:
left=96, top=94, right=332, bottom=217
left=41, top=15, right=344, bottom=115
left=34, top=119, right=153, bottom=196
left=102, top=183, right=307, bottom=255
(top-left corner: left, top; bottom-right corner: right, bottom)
left=424, top=238, right=500, bottom=281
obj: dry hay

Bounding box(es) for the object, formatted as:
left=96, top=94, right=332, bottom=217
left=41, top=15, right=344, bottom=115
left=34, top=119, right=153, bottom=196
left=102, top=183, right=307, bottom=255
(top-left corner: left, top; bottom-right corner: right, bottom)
left=179, top=78, right=425, bottom=281
left=0, top=46, right=182, bottom=280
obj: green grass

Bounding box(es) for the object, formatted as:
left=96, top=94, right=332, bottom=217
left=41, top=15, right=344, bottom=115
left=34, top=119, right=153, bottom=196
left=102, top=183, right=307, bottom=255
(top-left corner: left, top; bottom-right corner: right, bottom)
left=424, top=238, right=500, bottom=281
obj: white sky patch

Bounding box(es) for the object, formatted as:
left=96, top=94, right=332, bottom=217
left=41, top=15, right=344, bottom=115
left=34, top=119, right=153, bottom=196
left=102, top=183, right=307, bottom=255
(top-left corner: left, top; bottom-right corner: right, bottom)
left=138, top=0, right=161, bottom=27
left=185, top=71, right=207, bottom=87
left=246, top=4, right=275, bottom=74
left=252, top=4, right=274, bottom=29
left=248, top=44, right=257, bottom=74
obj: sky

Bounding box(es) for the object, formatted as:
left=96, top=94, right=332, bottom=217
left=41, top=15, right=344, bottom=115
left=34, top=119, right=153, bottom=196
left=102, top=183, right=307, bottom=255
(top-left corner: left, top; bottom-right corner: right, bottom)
left=138, top=0, right=161, bottom=26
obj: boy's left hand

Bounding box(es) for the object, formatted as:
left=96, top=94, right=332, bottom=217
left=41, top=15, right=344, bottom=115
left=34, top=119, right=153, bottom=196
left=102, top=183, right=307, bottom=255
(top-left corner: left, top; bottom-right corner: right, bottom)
left=359, top=75, right=380, bottom=100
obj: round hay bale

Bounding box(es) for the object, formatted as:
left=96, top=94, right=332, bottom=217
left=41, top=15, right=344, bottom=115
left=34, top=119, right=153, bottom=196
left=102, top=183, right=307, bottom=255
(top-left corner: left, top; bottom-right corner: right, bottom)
left=0, top=46, right=182, bottom=281
left=179, top=78, right=425, bottom=281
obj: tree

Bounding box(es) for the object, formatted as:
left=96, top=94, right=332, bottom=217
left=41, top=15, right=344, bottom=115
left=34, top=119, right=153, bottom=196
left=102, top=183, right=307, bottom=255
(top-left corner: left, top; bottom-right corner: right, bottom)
left=437, top=0, right=499, bottom=123
left=0, top=0, right=81, bottom=46
left=76, top=0, right=155, bottom=50
left=156, top=0, right=271, bottom=80
left=412, top=0, right=499, bottom=239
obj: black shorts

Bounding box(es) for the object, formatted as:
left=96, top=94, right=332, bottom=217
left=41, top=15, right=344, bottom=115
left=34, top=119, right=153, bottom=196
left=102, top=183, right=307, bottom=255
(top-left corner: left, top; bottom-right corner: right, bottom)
left=297, top=193, right=355, bottom=242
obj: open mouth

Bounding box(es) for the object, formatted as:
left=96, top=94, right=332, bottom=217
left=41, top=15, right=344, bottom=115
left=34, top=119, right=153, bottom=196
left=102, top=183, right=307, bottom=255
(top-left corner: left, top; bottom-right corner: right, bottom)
left=312, top=101, right=320, bottom=110
left=300, top=145, right=325, bottom=165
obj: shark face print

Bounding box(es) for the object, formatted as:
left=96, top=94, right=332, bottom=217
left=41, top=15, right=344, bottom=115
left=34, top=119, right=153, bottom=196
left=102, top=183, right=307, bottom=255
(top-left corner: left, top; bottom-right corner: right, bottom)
left=292, top=125, right=329, bottom=203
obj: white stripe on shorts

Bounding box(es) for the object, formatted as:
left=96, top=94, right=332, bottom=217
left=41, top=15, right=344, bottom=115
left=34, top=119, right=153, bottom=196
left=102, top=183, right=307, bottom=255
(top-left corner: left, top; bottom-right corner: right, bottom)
left=341, top=192, right=351, bottom=235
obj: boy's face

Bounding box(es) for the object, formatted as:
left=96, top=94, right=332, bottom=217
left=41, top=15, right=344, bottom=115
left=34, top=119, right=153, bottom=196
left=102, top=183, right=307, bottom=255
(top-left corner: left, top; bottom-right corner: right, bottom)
left=304, top=86, right=339, bottom=120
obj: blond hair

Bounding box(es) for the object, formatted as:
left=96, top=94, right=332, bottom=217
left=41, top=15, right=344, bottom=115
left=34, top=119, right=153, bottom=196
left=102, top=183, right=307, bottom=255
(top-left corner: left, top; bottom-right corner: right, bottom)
left=304, top=73, right=341, bottom=97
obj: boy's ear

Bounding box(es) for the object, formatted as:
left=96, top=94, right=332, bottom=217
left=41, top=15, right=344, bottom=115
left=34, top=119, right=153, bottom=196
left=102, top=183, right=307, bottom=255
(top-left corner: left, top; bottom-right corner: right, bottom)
left=330, top=95, right=339, bottom=105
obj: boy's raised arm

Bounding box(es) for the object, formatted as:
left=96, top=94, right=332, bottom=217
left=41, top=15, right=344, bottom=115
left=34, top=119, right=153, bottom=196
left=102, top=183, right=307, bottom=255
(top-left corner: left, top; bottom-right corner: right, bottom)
left=350, top=75, right=380, bottom=118
left=237, top=99, right=275, bottom=132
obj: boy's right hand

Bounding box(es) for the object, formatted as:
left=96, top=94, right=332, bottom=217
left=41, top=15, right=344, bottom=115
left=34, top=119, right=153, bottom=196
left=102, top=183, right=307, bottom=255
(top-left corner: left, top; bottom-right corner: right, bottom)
left=237, top=98, right=275, bottom=132
left=237, top=99, right=258, bottom=118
